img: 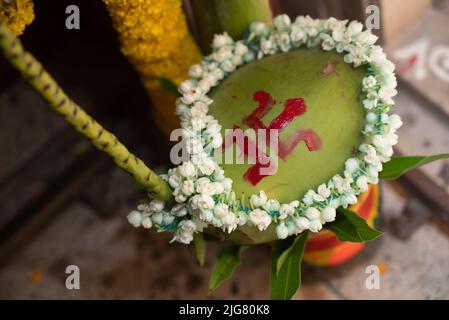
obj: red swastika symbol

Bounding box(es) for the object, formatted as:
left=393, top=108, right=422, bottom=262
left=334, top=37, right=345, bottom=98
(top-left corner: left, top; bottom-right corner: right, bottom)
left=225, top=90, right=321, bottom=185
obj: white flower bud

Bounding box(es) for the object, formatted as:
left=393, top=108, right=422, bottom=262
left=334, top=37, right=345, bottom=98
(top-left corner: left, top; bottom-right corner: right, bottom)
left=295, top=217, right=310, bottom=231
left=213, top=47, right=232, bottom=62
left=279, top=204, right=294, bottom=219
left=389, top=114, right=403, bottom=130
left=275, top=32, right=291, bottom=52
left=171, top=204, right=188, bottom=217
left=290, top=200, right=300, bottom=208
left=273, top=14, right=291, bottom=29
left=309, top=220, right=323, bottom=233
left=127, top=211, right=142, bottom=227
left=290, top=25, right=305, bottom=43
left=318, top=183, right=331, bottom=199
left=181, top=180, right=195, bottom=196
left=149, top=199, right=164, bottom=212
left=231, top=55, right=243, bottom=66
left=178, top=162, right=196, bottom=178
left=222, top=178, right=233, bottom=191
left=189, top=64, right=203, bottom=78
left=168, top=174, right=180, bottom=189
left=195, top=177, right=215, bottom=195
left=175, top=193, right=187, bottom=203
left=234, top=42, right=249, bottom=56
left=276, top=223, right=289, bottom=240
left=347, top=21, right=363, bottom=36
left=181, top=92, right=196, bottom=105
left=243, top=51, right=255, bottom=62
left=199, top=208, right=214, bottom=222
left=303, top=190, right=315, bottom=206
left=261, top=37, right=275, bottom=55
left=250, top=191, right=268, bottom=207
left=212, top=182, right=224, bottom=195
left=152, top=212, right=163, bottom=225
left=237, top=211, right=248, bottom=226
left=163, top=214, right=175, bottom=225
left=250, top=22, right=267, bottom=35
left=366, top=112, right=377, bottom=123
left=173, top=220, right=196, bottom=244
left=248, top=208, right=272, bottom=231
left=321, top=206, right=336, bottom=222
left=198, top=79, right=211, bottom=92
left=362, top=76, right=377, bottom=90
left=198, top=158, right=216, bottom=176
left=191, top=194, right=215, bottom=210
left=141, top=217, right=153, bottom=229
left=191, top=117, right=207, bottom=131
left=213, top=203, right=229, bottom=218
left=179, top=80, right=194, bottom=94
left=212, top=32, right=232, bottom=49
left=263, top=199, right=280, bottom=212
left=305, top=207, right=321, bottom=220
left=176, top=101, right=189, bottom=117
left=210, top=134, right=223, bottom=149
left=345, top=158, right=360, bottom=175
left=356, top=176, right=369, bottom=192
left=342, top=194, right=358, bottom=208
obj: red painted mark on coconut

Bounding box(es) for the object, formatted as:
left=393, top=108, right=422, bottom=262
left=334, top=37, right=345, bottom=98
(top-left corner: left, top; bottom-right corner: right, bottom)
left=244, top=90, right=275, bottom=129
left=244, top=162, right=273, bottom=185
left=223, top=126, right=270, bottom=164
left=268, top=97, right=307, bottom=130
left=225, top=90, right=321, bottom=185
left=223, top=126, right=275, bottom=186
left=278, top=129, right=321, bottom=159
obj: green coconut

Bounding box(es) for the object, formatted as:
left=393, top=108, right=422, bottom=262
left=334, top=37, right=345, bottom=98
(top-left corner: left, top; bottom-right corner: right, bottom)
left=207, top=48, right=367, bottom=244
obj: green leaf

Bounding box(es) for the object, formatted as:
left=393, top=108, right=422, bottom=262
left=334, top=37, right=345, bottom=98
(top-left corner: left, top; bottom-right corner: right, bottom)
left=276, top=236, right=298, bottom=276
left=329, top=208, right=383, bottom=242
left=270, top=232, right=308, bottom=300
left=208, top=245, right=243, bottom=293
left=379, top=154, right=449, bottom=180
left=159, top=77, right=179, bottom=96
left=192, top=233, right=206, bottom=267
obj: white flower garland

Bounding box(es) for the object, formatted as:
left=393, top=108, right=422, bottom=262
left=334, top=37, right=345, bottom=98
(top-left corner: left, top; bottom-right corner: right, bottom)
left=128, top=15, right=402, bottom=244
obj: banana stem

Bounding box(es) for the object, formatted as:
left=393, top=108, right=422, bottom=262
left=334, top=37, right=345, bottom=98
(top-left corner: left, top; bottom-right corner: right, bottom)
left=0, top=21, right=173, bottom=203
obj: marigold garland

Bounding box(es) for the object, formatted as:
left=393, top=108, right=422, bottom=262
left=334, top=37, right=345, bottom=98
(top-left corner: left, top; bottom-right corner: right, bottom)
left=0, top=0, right=34, bottom=35
left=103, top=0, right=202, bottom=135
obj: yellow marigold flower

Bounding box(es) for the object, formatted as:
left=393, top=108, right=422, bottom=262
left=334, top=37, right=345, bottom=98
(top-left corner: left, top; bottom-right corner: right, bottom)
left=103, top=0, right=201, bottom=79
left=0, top=0, right=34, bottom=35
left=103, top=0, right=202, bottom=136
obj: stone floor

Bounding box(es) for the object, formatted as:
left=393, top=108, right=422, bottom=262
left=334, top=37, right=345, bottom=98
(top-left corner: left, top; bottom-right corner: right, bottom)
left=1, top=172, right=449, bottom=299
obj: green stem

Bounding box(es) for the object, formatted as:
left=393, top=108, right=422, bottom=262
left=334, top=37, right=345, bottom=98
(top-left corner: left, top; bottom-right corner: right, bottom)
left=0, top=21, right=173, bottom=203
left=190, top=0, right=272, bottom=53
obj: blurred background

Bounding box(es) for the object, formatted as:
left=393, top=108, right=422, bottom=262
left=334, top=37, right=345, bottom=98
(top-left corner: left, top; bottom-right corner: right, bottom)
left=0, top=0, right=448, bottom=299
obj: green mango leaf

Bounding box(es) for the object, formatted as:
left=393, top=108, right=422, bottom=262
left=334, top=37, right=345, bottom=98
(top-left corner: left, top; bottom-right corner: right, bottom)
left=270, top=232, right=308, bottom=300
left=276, top=235, right=299, bottom=276
left=329, top=208, right=383, bottom=242
left=192, top=233, right=206, bottom=267
left=380, top=154, right=449, bottom=180
left=159, top=77, right=179, bottom=96
left=208, top=245, right=244, bottom=293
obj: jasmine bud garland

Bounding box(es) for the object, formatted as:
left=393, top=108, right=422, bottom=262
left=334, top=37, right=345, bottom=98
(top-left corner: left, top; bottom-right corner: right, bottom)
left=129, top=15, right=402, bottom=245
